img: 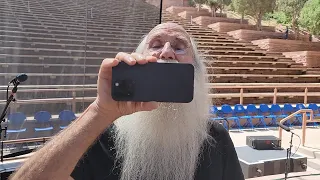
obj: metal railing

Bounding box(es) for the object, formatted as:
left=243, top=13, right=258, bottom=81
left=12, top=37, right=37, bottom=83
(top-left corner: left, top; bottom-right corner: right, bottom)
left=278, top=109, right=320, bottom=146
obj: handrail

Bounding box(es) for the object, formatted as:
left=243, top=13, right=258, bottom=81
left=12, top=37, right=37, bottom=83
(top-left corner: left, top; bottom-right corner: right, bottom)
left=2, top=83, right=320, bottom=90
left=1, top=137, right=51, bottom=144
left=0, top=84, right=319, bottom=110
left=278, top=109, right=317, bottom=146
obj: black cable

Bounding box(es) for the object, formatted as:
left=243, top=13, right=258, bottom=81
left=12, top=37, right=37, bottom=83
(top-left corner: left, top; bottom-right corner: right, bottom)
left=291, top=133, right=301, bottom=157
left=159, top=0, right=162, bottom=24
left=6, top=84, right=10, bottom=100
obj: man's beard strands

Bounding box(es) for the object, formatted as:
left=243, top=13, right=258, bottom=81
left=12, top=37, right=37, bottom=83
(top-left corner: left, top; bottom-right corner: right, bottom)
left=113, top=64, right=211, bottom=180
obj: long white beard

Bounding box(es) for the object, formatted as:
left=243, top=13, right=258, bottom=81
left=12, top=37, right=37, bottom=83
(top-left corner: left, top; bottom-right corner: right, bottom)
left=113, top=60, right=210, bottom=180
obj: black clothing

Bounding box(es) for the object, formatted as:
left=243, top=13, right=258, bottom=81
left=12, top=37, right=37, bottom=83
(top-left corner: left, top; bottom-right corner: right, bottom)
left=71, top=122, right=244, bottom=180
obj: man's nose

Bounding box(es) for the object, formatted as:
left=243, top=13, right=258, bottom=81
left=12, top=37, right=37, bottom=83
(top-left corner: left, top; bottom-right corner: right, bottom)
left=159, top=42, right=175, bottom=60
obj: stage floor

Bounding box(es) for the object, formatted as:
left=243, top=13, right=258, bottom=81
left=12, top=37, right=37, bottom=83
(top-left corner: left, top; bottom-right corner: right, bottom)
left=229, top=127, right=320, bottom=179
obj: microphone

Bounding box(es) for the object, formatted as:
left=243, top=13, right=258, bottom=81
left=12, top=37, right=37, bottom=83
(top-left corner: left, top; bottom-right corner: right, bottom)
left=9, top=73, right=28, bottom=85
left=277, top=122, right=291, bottom=132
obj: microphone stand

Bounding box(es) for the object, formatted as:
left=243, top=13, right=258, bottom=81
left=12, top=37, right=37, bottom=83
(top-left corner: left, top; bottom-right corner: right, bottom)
left=284, top=131, right=294, bottom=180
left=0, top=82, right=19, bottom=162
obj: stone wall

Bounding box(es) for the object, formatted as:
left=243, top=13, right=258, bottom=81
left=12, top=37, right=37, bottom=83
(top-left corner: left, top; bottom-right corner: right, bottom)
left=192, top=16, right=246, bottom=27
left=283, top=51, right=320, bottom=68
left=252, top=39, right=320, bottom=52
left=208, top=22, right=275, bottom=33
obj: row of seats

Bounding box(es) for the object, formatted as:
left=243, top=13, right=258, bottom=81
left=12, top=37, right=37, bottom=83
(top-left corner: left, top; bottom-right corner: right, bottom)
left=7, top=110, right=76, bottom=133
left=210, top=103, right=320, bottom=130
left=1, top=63, right=310, bottom=75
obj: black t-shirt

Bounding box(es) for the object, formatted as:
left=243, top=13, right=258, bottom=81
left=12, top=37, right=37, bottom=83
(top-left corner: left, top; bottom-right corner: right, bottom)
left=71, top=121, right=244, bottom=180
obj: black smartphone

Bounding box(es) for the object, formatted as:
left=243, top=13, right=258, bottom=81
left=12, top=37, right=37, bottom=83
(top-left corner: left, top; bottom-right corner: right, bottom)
left=111, top=61, right=194, bottom=103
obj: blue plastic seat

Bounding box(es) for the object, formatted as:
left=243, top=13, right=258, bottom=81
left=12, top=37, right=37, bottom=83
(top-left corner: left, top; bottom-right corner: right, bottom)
left=59, top=110, right=76, bottom=129
left=246, top=104, right=267, bottom=129
left=293, top=103, right=306, bottom=125
left=34, top=111, right=53, bottom=132
left=209, top=106, right=228, bottom=130
left=221, top=104, right=242, bottom=130
left=7, top=112, right=27, bottom=133
left=283, top=103, right=300, bottom=127
left=234, top=104, right=254, bottom=129
left=258, top=104, right=271, bottom=127
left=268, top=104, right=289, bottom=127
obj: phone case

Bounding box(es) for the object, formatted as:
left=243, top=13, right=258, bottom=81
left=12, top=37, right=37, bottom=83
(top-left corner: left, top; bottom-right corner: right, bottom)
left=111, top=61, right=194, bottom=103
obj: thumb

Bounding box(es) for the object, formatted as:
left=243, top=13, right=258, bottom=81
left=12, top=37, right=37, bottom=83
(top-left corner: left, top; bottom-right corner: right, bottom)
left=138, top=102, right=159, bottom=112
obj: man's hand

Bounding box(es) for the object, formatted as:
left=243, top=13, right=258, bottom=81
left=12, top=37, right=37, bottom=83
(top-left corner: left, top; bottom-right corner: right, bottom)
left=93, top=52, right=159, bottom=119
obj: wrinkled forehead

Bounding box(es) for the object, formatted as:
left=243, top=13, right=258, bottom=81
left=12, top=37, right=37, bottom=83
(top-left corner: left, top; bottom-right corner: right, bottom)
left=146, top=23, right=191, bottom=43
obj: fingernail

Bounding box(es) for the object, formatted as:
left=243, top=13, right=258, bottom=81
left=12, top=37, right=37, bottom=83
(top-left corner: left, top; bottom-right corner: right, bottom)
left=138, top=55, right=144, bottom=60
left=129, top=57, right=135, bottom=62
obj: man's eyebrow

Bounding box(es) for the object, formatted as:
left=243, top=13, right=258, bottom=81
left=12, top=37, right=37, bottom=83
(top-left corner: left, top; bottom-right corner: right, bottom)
left=175, top=36, right=190, bottom=45
left=147, top=32, right=190, bottom=43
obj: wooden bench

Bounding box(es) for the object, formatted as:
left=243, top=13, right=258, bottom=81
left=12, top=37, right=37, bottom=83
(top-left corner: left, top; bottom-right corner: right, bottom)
left=196, top=41, right=254, bottom=47
left=208, top=22, right=275, bottom=33
left=193, top=37, right=236, bottom=43
left=1, top=30, right=142, bottom=43
left=178, top=11, right=212, bottom=20
left=0, top=47, right=121, bottom=57
left=192, top=16, right=248, bottom=27
left=197, top=45, right=256, bottom=51
left=283, top=51, right=320, bottom=68
left=228, top=29, right=310, bottom=42
left=198, top=49, right=266, bottom=56
left=0, top=54, right=103, bottom=65
left=204, top=60, right=300, bottom=68
left=166, top=6, right=225, bottom=17
left=206, top=67, right=309, bottom=75
left=206, top=74, right=320, bottom=83
left=201, top=54, right=293, bottom=62
left=0, top=41, right=136, bottom=52
left=252, top=39, right=320, bottom=52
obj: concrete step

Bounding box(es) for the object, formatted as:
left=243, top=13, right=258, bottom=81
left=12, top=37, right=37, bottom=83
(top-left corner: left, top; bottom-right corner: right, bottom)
left=294, top=146, right=320, bottom=159
left=306, top=71, right=320, bottom=75
left=307, top=159, right=320, bottom=171
left=293, top=145, right=320, bottom=171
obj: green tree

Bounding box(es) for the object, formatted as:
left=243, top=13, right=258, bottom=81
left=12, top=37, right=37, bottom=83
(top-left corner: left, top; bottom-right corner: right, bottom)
left=232, top=0, right=276, bottom=29
left=206, top=0, right=219, bottom=17
left=276, top=0, right=308, bottom=39
left=231, top=0, right=248, bottom=24
left=218, top=0, right=231, bottom=13
left=193, top=0, right=206, bottom=11
left=246, top=0, right=276, bottom=30
left=300, top=0, right=320, bottom=35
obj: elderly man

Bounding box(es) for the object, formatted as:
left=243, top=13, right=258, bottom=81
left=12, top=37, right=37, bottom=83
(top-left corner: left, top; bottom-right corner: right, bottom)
left=10, top=22, right=244, bottom=180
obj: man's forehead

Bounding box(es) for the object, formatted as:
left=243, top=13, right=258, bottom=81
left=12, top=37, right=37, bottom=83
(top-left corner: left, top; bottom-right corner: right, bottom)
left=148, top=23, right=190, bottom=40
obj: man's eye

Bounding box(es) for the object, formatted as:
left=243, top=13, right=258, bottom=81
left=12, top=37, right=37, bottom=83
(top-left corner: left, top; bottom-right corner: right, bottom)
left=151, top=45, right=163, bottom=49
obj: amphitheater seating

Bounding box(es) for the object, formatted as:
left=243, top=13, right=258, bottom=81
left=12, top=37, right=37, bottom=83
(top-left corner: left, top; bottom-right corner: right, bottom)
left=227, top=29, right=310, bottom=42
left=59, top=110, right=76, bottom=129
left=166, top=6, right=208, bottom=15
left=282, top=51, right=320, bottom=68
left=7, top=112, right=27, bottom=134
left=34, top=111, right=53, bottom=132
left=210, top=103, right=319, bottom=130
left=2, top=0, right=320, bottom=122
left=192, top=16, right=248, bottom=27
left=165, top=6, right=225, bottom=17
left=208, top=22, right=275, bottom=33
left=252, top=39, right=320, bottom=52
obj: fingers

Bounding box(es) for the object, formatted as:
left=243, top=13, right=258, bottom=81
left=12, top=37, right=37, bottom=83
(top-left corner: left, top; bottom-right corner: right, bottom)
left=115, top=52, right=157, bottom=66
left=131, top=53, right=157, bottom=64
left=115, top=52, right=136, bottom=65
left=98, top=58, right=119, bottom=79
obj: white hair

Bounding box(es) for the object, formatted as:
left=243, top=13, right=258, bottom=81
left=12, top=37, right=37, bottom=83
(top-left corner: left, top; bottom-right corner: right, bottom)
left=113, top=32, right=211, bottom=180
